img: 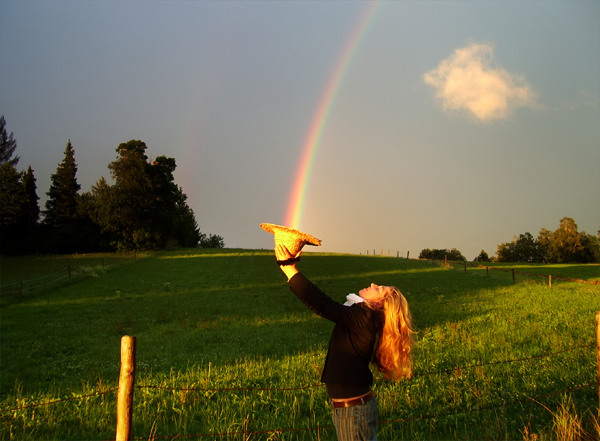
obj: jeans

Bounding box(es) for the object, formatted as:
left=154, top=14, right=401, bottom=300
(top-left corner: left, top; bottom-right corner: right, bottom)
left=331, top=397, right=378, bottom=441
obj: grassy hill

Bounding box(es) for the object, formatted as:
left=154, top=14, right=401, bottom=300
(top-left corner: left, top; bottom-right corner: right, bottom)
left=1, top=249, right=598, bottom=440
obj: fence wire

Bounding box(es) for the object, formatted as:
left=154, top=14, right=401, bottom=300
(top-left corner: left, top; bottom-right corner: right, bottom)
left=1, top=341, right=592, bottom=416
left=135, top=342, right=593, bottom=394
left=0, top=388, right=117, bottom=415
left=122, top=381, right=598, bottom=441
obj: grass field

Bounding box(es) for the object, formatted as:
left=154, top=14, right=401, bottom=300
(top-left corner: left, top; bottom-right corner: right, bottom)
left=0, top=249, right=599, bottom=440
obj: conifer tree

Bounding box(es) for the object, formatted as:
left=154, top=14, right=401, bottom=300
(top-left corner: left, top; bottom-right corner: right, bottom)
left=21, top=166, right=40, bottom=226
left=0, top=162, right=25, bottom=227
left=0, top=115, right=19, bottom=167
left=44, top=140, right=81, bottom=226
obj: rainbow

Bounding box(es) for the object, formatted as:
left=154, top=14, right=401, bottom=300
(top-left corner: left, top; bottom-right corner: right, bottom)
left=285, top=0, right=382, bottom=229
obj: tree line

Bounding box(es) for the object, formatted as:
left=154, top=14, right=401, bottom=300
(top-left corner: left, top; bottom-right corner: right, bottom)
left=493, top=217, right=599, bottom=263
left=0, top=115, right=223, bottom=255
left=419, top=218, right=599, bottom=264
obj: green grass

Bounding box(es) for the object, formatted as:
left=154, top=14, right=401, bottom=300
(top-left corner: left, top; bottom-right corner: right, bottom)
left=0, top=250, right=598, bottom=440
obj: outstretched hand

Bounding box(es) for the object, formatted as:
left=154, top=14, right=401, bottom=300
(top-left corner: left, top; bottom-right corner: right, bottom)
left=275, top=244, right=301, bottom=280
left=275, top=243, right=301, bottom=261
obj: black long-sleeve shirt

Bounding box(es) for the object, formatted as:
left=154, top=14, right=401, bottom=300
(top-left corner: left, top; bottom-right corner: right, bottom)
left=288, top=273, right=383, bottom=398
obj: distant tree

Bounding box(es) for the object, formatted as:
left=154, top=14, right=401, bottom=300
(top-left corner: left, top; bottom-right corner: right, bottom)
left=0, top=162, right=25, bottom=227
left=0, top=163, right=25, bottom=254
left=550, top=217, right=585, bottom=263
left=89, top=140, right=202, bottom=250
left=75, top=189, right=111, bottom=252
left=0, top=162, right=39, bottom=254
left=44, top=140, right=81, bottom=226
left=536, top=228, right=553, bottom=262
left=474, top=250, right=491, bottom=262
left=496, top=232, right=542, bottom=263
left=0, top=115, right=19, bottom=167
left=147, top=155, right=200, bottom=247
left=580, top=232, right=600, bottom=263
left=107, top=140, right=156, bottom=249
left=419, top=248, right=465, bottom=261
left=17, top=166, right=41, bottom=253
left=21, top=166, right=40, bottom=227
left=0, top=121, right=40, bottom=254
left=497, top=218, right=599, bottom=263
left=171, top=204, right=201, bottom=248
left=200, top=233, right=225, bottom=248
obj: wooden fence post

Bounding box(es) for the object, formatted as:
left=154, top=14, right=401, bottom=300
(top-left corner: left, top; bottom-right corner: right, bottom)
left=116, top=335, right=136, bottom=441
left=548, top=275, right=552, bottom=288
left=595, top=312, right=599, bottom=416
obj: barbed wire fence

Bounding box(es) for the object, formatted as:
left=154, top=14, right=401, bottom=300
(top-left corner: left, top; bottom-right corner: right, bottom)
left=358, top=250, right=599, bottom=287
left=0, top=257, right=142, bottom=306
left=2, top=326, right=598, bottom=440
left=422, top=256, right=600, bottom=287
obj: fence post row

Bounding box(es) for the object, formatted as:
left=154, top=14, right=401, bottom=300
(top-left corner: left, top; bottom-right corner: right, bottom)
left=116, top=335, right=136, bottom=441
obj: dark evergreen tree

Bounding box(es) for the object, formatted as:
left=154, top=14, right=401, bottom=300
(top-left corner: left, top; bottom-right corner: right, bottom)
left=0, top=121, right=39, bottom=254
left=0, top=162, right=23, bottom=254
left=44, top=140, right=81, bottom=226
left=18, top=166, right=41, bottom=253
left=0, top=162, right=34, bottom=254
left=21, top=166, right=40, bottom=227
left=174, top=206, right=202, bottom=247
left=40, top=140, right=88, bottom=253
left=474, top=250, right=491, bottom=262
left=105, top=140, right=156, bottom=249
left=0, top=115, right=19, bottom=167
left=0, top=162, right=25, bottom=228
left=89, top=140, right=201, bottom=250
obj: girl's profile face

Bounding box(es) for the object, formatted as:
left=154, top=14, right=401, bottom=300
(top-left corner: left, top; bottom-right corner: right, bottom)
left=359, top=283, right=389, bottom=303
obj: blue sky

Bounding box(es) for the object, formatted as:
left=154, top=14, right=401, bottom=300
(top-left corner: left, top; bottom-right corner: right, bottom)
left=1, top=0, right=598, bottom=259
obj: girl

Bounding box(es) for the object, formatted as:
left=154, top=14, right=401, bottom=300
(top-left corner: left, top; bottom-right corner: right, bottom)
left=275, top=244, right=414, bottom=441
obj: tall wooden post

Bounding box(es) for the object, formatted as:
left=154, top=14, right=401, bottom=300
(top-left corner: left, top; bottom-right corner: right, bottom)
left=548, top=275, right=552, bottom=288
left=596, top=312, right=600, bottom=416
left=116, top=336, right=136, bottom=441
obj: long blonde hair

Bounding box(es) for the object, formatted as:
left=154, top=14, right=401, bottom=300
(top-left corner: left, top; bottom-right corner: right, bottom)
left=369, top=287, right=414, bottom=380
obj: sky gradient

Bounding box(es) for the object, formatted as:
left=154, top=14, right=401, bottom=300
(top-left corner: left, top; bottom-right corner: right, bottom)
left=1, top=0, right=598, bottom=259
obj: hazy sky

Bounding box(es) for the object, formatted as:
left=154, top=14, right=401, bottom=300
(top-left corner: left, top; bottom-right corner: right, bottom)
left=1, top=0, right=598, bottom=259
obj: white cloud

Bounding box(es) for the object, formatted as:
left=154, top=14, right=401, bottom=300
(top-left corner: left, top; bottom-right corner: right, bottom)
left=424, top=44, right=537, bottom=121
